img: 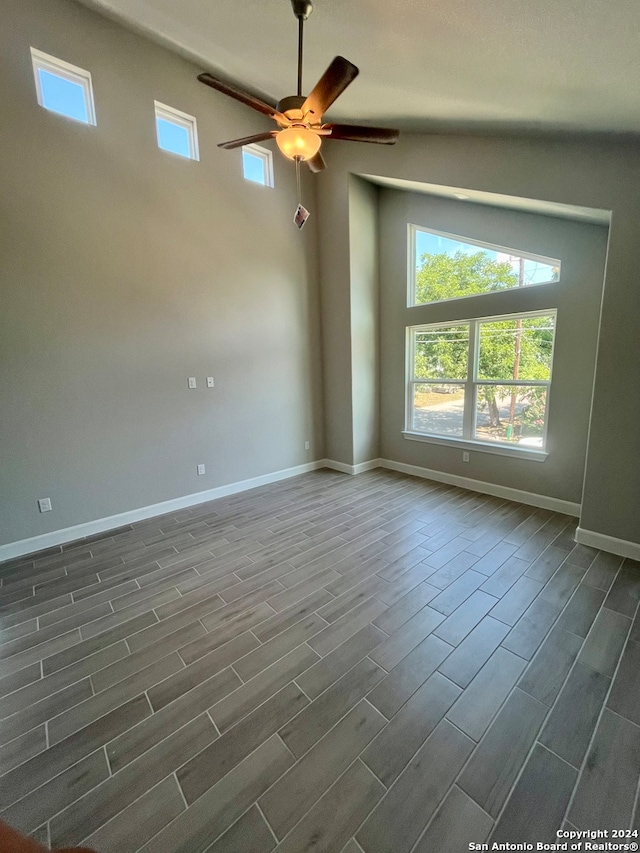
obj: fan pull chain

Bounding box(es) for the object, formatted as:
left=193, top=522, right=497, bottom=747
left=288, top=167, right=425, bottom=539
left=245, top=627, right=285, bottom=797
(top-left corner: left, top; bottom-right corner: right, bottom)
left=293, top=157, right=310, bottom=229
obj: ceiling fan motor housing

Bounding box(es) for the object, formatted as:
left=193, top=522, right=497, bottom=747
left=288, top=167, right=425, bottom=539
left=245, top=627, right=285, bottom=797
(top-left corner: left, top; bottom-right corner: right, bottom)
left=277, top=95, right=307, bottom=122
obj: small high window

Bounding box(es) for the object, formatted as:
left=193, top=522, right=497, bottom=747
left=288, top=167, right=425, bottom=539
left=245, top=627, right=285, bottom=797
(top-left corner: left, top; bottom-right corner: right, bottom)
left=242, top=144, right=274, bottom=187
left=30, top=48, right=96, bottom=125
left=154, top=102, right=199, bottom=160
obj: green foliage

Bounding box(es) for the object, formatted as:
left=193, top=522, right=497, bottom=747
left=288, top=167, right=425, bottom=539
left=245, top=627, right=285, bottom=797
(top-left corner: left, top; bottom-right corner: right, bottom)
left=416, top=250, right=518, bottom=304
left=517, top=388, right=547, bottom=431
left=476, top=386, right=546, bottom=436
left=413, top=250, right=554, bottom=438
left=478, top=317, right=553, bottom=382
left=414, top=326, right=468, bottom=380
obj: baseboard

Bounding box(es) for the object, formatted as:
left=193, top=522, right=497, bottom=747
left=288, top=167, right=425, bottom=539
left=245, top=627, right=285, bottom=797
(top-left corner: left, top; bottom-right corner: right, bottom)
left=378, top=458, right=581, bottom=516
left=575, top=527, right=640, bottom=561
left=322, top=459, right=356, bottom=475
left=0, top=460, right=326, bottom=562
left=323, top=458, right=382, bottom=475
left=0, top=455, right=587, bottom=563
left=354, top=458, right=383, bottom=474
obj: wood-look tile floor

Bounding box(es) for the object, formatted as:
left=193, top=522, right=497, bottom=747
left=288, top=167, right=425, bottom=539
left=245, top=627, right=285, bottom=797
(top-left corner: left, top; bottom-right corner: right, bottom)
left=1, top=469, right=639, bottom=853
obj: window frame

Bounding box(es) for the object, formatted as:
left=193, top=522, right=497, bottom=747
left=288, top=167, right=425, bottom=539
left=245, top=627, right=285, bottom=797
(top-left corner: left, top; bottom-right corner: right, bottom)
left=408, top=224, right=561, bottom=308
left=404, top=309, right=557, bottom=461
left=30, top=47, right=96, bottom=125
left=241, top=144, right=274, bottom=187
left=154, top=101, right=199, bottom=161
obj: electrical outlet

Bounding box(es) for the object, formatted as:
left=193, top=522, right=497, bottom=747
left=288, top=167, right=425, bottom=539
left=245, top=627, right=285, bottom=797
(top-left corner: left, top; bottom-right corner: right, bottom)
left=206, top=377, right=215, bottom=388
left=463, top=451, right=470, bottom=462
left=38, top=498, right=52, bottom=513
left=197, top=464, right=205, bottom=476
left=304, top=440, right=310, bottom=451
left=188, top=377, right=197, bottom=389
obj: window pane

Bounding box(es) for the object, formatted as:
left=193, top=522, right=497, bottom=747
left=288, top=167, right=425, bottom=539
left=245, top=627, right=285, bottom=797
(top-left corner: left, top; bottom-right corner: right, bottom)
left=411, top=383, right=465, bottom=436
left=156, top=118, right=191, bottom=158
left=38, top=68, right=88, bottom=122
left=474, top=385, right=547, bottom=447
left=413, top=229, right=560, bottom=305
left=414, top=325, right=469, bottom=380
left=478, top=315, right=555, bottom=381
left=242, top=151, right=266, bottom=184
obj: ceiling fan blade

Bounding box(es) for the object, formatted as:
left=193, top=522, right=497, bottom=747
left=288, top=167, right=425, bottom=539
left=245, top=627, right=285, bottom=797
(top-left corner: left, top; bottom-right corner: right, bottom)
left=198, top=73, right=280, bottom=119
left=302, top=56, right=359, bottom=120
left=305, top=150, right=326, bottom=173
left=217, top=131, right=277, bottom=150
left=325, top=124, right=399, bottom=144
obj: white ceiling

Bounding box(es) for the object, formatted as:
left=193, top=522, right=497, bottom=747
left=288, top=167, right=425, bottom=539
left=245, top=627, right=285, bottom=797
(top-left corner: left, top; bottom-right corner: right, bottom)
left=78, top=0, right=640, bottom=135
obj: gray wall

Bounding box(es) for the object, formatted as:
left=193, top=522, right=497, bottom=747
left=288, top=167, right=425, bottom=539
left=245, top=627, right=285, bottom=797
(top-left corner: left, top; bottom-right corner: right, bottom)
left=378, top=189, right=608, bottom=504
left=0, top=0, right=324, bottom=546
left=317, top=136, right=640, bottom=545
left=349, top=177, right=380, bottom=466
left=3, top=0, right=640, bottom=551
left=316, top=166, right=352, bottom=463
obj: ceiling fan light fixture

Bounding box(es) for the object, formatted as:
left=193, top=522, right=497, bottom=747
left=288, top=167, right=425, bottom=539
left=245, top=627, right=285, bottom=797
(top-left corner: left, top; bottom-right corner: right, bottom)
left=276, top=126, right=322, bottom=160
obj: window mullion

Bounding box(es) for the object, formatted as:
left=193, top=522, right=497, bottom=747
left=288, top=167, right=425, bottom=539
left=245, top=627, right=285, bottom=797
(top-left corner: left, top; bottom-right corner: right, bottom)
left=407, top=330, right=415, bottom=431
left=461, top=321, right=477, bottom=440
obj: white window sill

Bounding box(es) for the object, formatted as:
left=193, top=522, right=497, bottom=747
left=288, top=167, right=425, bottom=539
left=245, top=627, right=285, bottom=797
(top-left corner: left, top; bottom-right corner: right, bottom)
left=402, top=431, right=548, bottom=462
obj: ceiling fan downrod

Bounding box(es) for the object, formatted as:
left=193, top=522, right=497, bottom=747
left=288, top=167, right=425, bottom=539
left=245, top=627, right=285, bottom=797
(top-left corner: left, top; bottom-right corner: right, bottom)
left=291, top=0, right=313, bottom=97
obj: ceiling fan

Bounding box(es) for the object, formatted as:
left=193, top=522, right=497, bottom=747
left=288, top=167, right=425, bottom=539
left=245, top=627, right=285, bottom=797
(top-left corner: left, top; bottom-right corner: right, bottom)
left=197, top=0, right=399, bottom=173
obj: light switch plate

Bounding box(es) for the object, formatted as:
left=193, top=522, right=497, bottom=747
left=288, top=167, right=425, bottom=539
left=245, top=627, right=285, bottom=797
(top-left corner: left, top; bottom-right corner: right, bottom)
left=206, top=377, right=214, bottom=388
left=188, top=377, right=196, bottom=389
left=38, top=498, right=52, bottom=512
left=197, top=464, right=205, bottom=476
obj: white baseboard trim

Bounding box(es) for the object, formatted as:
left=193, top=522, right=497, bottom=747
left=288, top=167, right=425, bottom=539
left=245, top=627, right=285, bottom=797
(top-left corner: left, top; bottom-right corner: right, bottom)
left=0, top=460, right=326, bottom=562
left=323, top=458, right=382, bottom=475
left=378, top=458, right=581, bottom=517
left=0, top=455, right=588, bottom=563
left=354, top=458, right=383, bottom=474
left=575, top=527, right=640, bottom=561
left=322, top=459, right=356, bottom=475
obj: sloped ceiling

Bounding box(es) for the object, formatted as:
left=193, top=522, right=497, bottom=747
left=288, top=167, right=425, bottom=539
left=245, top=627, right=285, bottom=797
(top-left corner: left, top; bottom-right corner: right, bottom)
left=77, top=0, right=640, bottom=135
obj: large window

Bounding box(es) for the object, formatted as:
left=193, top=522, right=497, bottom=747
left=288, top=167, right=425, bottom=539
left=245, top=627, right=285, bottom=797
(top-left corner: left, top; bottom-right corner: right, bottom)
left=409, top=226, right=560, bottom=307
left=406, top=311, right=556, bottom=455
